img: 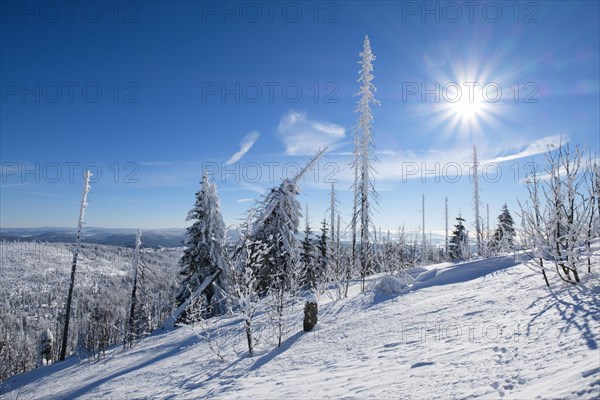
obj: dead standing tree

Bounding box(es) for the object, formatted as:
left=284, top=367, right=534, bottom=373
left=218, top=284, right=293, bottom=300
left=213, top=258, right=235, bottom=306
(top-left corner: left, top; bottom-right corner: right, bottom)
left=59, top=170, right=92, bottom=361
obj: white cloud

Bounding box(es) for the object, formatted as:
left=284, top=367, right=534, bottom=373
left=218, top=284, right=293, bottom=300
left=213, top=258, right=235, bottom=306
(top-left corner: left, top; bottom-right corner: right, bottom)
left=374, top=148, right=473, bottom=181
left=226, top=131, right=260, bottom=165
left=371, top=135, right=568, bottom=182
left=270, top=133, right=570, bottom=185
left=278, top=111, right=346, bottom=155
left=238, top=182, right=266, bottom=194
left=484, top=134, right=566, bottom=164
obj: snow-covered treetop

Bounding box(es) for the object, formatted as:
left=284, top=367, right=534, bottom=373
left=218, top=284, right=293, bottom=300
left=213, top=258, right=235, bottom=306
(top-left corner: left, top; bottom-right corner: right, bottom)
left=250, top=148, right=327, bottom=239
left=186, top=172, right=225, bottom=238
left=355, top=35, right=380, bottom=126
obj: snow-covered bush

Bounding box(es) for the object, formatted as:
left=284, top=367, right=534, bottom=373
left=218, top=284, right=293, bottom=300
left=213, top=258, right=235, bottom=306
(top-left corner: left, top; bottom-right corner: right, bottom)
left=369, top=275, right=410, bottom=297
left=519, top=143, right=598, bottom=286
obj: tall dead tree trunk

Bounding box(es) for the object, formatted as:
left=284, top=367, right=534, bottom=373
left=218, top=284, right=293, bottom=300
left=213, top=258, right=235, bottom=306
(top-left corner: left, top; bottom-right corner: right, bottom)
left=59, top=170, right=92, bottom=361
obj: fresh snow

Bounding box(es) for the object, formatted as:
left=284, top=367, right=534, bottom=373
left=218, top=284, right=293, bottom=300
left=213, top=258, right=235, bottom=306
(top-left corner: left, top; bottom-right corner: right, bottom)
left=2, top=255, right=599, bottom=399
left=306, top=292, right=319, bottom=305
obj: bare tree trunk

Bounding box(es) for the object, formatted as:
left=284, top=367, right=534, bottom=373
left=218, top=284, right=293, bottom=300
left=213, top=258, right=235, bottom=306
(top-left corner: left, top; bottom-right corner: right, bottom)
left=245, top=319, right=253, bottom=356
left=473, top=145, right=482, bottom=255
left=445, top=197, right=448, bottom=258
left=540, top=258, right=550, bottom=287
left=586, top=193, right=596, bottom=273
left=330, top=183, right=336, bottom=243
left=59, top=171, right=91, bottom=361
left=422, top=194, right=426, bottom=264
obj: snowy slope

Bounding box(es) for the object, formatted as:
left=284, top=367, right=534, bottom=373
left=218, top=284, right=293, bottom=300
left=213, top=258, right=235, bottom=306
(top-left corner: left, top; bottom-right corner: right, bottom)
left=2, top=256, right=599, bottom=400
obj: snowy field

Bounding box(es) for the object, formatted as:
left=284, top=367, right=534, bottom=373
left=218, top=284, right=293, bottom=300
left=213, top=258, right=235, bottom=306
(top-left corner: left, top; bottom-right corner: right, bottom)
left=1, top=253, right=598, bottom=400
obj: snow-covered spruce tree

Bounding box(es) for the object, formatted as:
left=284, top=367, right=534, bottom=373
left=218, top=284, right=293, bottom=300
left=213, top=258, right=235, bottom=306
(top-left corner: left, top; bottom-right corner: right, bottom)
left=175, top=171, right=229, bottom=323
left=251, top=187, right=300, bottom=296
left=449, top=214, right=468, bottom=261
left=247, top=149, right=326, bottom=347
left=59, top=170, right=92, bottom=361
left=249, top=148, right=327, bottom=295
left=352, top=35, right=380, bottom=291
left=301, top=206, right=316, bottom=290
left=125, top=229, right=142, bottom=348
left=316, top=218, right=330, bottom=291
left=493, top=204, right=516, bottom=253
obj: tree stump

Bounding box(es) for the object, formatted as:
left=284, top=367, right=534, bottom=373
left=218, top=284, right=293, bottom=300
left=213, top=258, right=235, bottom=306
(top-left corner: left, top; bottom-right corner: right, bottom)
left=303, top=299, right=318, bottom=332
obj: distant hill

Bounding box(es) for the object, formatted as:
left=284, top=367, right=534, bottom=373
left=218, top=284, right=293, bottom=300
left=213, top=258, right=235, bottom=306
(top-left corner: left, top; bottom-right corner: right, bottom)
left=0, top=227, right=448, bottom=249
left=0, top=227, right=187, bottom=248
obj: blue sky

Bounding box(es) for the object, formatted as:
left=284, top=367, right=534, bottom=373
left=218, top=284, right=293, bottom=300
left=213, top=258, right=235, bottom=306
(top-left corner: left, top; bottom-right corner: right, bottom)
left=1, top=1, right=599, bottom=236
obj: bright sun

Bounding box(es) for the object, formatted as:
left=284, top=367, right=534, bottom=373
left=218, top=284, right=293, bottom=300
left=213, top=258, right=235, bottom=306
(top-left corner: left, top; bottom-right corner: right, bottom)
left=421, top=56, right=512, bottom=142
left=452, top=95, right=483, bottom=120
left=427, top=80, right=499, bottom=141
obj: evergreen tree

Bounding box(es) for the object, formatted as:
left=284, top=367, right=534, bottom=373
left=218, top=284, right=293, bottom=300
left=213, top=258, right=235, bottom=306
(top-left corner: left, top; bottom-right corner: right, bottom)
left=251, top=180, right=302, bottom=295
left=249, top=149, right=326, bottom=295
left=449, top=214, right=468, bottom=260
left=301, top=208, right=316, bottom=289
left=125, top=229, right=142, bottom=348
left=316, top=218, right=329, bottom=289
left=493, top=204, right=515, bottom=252
left=176, top=172, right=228, bottom=322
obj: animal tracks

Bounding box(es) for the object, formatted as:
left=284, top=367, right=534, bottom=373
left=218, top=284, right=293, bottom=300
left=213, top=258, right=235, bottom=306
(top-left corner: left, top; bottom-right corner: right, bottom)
left=489, top=346, right=527, bottom=397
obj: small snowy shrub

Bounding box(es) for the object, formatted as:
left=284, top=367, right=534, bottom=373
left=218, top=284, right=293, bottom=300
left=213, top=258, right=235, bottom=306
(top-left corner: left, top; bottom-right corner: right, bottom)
left=370, top=275, right=410, bottom=296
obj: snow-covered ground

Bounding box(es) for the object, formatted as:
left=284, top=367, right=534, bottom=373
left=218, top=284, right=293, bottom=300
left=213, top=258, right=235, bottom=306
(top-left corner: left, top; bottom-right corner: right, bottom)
left=2, top=255, right=599, bottom=399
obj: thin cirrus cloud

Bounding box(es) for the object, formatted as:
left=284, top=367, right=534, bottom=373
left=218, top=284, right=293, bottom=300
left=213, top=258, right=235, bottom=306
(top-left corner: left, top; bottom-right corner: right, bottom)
left=278, top=111, right=346, bottom=155
left=226, top=131, right=261, bottom=165
left=484, top=134, right=566, bottom=164
left=374, top=148, right=471, bottom=181
left=364, top=135, right=567, bottom=182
